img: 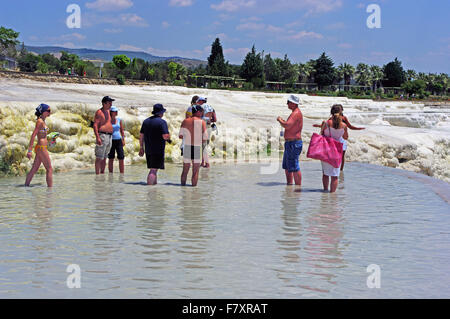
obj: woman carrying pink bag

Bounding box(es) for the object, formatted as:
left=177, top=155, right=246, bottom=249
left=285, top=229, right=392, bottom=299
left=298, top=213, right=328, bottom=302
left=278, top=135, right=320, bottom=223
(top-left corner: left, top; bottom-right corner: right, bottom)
left=319, top=105, right=348, bottom=193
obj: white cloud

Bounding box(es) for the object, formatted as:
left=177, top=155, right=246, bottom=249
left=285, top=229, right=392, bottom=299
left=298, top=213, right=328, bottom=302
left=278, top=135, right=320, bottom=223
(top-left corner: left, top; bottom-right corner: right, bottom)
left=146, top=46, right=209, bottom=58
left=169, top=0, right=194, bottom=6
left=162, top=21, right=170, bottom=28
left=338, top=43, right=352, bottom=49
left=211, top=0, right=256, bottom=12
left=236, top=22, right=266, bottom=31
left=49, top=33, right=87, bottom=42
left=119, top=44, right=143, bottom=51
left=211, top=0, right=342, bottom=14
left=86, top=0, right=133, bottom=11
left=104, top=28, right=123, bottom=33
left=54, top=42, right=77, bottom=49
left=119, top=14, right=149, bottom=27
left=266, top=25, right=284, bottom=33
left=83, top=12, right=148, bottom=27
left=285, top=31, right=323, bottom=40
left=96, top=42, right=114, bottom=48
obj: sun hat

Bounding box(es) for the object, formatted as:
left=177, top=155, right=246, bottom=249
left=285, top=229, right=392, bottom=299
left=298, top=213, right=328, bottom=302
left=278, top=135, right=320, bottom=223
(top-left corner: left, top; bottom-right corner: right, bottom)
left=110, top=106, right=119, bottom=112
left=287, top=95, right=300, bottom=105
left=196, top=96, right=207, bottom=103
left=152, top=104, right=167, bottom=115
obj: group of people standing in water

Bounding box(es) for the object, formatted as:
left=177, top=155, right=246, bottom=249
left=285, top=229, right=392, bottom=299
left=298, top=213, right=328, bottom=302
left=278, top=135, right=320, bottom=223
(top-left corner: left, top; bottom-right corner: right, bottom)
left=24, top=94, right=363, bottom=192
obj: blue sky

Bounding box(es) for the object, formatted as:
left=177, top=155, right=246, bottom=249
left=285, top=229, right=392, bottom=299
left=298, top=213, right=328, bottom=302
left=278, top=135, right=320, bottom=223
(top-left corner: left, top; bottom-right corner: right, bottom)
left=1, top=0, right=449, bottom=73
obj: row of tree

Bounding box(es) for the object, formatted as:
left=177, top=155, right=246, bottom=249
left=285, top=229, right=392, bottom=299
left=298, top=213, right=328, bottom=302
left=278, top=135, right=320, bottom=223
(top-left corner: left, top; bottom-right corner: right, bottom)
left=1, top=26, right=448, bottom=95
left=204, top=38, right=448, bottom=95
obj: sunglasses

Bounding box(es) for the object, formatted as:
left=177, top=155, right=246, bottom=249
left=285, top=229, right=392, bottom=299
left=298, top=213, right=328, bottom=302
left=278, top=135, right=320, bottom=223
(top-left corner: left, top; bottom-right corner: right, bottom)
left=45, top=110, right=51, bottom=113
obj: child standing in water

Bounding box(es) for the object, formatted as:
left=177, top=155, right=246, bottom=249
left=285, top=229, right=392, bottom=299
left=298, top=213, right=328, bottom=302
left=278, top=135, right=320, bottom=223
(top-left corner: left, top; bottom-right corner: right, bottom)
left=108, top=106, right=126, bottom=174
left=25, top=104, right=53, bottom=187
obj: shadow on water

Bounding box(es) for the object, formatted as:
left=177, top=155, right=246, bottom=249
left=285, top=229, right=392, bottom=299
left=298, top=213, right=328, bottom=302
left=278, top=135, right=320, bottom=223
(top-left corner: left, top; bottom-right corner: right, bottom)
left=294, top=188, right=325, bottom=193
left=257, top=182, right=289, bottom=187
left=123, top=182, right=148, bottom=186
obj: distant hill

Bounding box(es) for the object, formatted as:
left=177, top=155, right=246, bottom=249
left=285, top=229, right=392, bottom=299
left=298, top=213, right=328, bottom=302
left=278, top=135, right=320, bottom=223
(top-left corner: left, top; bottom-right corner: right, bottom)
left=25, top=46, right=207, bottom=69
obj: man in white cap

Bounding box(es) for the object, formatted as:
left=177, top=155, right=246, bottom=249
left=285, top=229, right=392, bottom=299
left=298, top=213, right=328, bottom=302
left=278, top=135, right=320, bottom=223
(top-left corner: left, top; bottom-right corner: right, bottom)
left=277, top=95, right=303, bottom=186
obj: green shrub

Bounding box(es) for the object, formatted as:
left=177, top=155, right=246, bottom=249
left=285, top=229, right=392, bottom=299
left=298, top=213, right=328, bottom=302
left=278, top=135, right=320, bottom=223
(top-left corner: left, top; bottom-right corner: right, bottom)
left=173, top=79, right=186, bottom=87
left=0, top=157, right=10, bottom=174
left=116, top=74, right=125, bottom=85
left=242, top=82, right=254, bottom=90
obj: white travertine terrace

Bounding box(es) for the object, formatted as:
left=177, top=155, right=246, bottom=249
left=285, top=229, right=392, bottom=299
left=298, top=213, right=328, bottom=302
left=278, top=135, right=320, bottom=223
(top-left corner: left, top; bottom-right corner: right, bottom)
left=0, top=79, right=449, bottom=182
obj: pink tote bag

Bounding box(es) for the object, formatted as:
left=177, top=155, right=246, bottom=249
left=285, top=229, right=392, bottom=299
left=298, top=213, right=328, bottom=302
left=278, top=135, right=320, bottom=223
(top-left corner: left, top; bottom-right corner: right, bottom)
left=307, top=133, right=343, bottom=168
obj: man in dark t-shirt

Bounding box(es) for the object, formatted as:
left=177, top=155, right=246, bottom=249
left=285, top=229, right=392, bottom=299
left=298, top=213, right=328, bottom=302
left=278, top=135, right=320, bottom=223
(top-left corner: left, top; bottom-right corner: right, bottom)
left=139, top=104, right=170, bottom=185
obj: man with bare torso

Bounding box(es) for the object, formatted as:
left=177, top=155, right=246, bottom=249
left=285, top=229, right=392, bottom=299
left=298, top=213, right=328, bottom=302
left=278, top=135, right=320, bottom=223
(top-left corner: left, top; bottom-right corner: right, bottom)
left=93, top=96, right=114, bottom=175
left=179, top=105, right=208, bottom=187
left=277, top=95, right=304, bottom=186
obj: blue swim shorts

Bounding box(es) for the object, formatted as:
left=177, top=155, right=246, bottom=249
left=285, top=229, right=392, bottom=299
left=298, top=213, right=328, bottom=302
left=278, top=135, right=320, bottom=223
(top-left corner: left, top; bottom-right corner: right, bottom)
left=282, top=140, right=303, bottom=173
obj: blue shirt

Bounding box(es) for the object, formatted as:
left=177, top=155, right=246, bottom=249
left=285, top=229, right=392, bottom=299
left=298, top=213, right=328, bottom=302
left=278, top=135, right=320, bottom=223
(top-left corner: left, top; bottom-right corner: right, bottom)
left=112, top=118, right=122, bottom=140
left=140, top=116, right=169, bottom=155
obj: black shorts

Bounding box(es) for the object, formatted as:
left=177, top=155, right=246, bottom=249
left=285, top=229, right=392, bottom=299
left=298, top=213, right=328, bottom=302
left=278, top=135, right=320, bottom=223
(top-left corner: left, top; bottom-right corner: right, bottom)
left=108, top=139, right=125, bottom=160
left=146, top=153, right=165, bottom=170
left=183, top=145, right=201, bottom=163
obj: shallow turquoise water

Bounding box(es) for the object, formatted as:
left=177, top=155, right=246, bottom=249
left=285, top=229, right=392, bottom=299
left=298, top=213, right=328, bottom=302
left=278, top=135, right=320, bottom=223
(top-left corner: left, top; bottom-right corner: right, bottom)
left=0, top=162, right=449, bottom=298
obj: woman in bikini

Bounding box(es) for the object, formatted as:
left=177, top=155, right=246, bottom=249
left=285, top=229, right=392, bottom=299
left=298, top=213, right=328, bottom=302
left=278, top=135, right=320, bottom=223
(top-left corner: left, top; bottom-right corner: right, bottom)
left=313, top=104, right=365, bottom=171
left=25, top=104, right=53, bottom=187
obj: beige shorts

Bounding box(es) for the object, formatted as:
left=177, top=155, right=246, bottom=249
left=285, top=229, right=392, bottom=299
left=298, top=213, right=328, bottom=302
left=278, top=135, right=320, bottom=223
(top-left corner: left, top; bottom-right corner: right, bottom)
left=95, top=133, right=113, bottom=159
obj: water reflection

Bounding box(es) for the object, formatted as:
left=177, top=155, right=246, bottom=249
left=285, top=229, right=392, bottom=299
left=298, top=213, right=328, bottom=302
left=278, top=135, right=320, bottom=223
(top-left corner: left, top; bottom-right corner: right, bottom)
left=303, top=193, right=346, bottom=291
left=277, top=187, right=302, bottom=264
left=29, top=188, right=54, bottom=240
left=136, top=187, right=171, bottom=269
left=177, top=188, right=213, bottom=270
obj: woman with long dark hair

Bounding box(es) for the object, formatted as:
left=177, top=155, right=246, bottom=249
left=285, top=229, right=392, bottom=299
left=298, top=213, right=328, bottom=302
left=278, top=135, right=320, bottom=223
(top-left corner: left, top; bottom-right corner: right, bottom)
left=314, top=104, right=364, bottom=171
left=320, top=105, right=348, bottom=193
left=25, top=104, right=53, bottom=187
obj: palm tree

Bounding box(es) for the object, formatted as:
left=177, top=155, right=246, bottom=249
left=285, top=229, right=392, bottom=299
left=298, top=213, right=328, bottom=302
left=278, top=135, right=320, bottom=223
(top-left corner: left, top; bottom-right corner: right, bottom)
left=370, top=65, right=384, bottom=91
left=298, top=61, right=314, bottom=83
left=337, top=63, right=355, bottom=91
left=355, top=63, right=372, bottom=91
left=406, top=69, right=417, bottom=81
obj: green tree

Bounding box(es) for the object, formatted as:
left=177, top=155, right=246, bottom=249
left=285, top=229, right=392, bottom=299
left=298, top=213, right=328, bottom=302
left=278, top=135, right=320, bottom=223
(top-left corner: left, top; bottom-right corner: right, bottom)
left=18, top=53, right=42, bottom=72
left=298, top=62, right=314, bottom=83
left=401, top=79, right=426, bottom=96
left=370, top=65, right=384, bottom=91
left=337, top=63, right=355, bottom=90
left=0, top=26, right=20, bottom=56
left=383, top=58, right=406, bottom=87
left=406, top=69, right=417, bottom=81
left=112, top=54, right=131, bottom=71
left=40, top=53, right=61, bottom=73
left=36, top=61, right=49, bottom=73
left=313, top=52, right=335, bottom=90
left=355, top=63, right=372, bottom=87
left=240, top=45, right=264, bottom=88
left=207, top=38, right=227, bottom=76
left=278, top=54, right=297, bottom=84
left=168, top=61, right=178, bottom=83
left=263, top=54, right=280, bottom=81
left=60, top=51, right=79, bottom=74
